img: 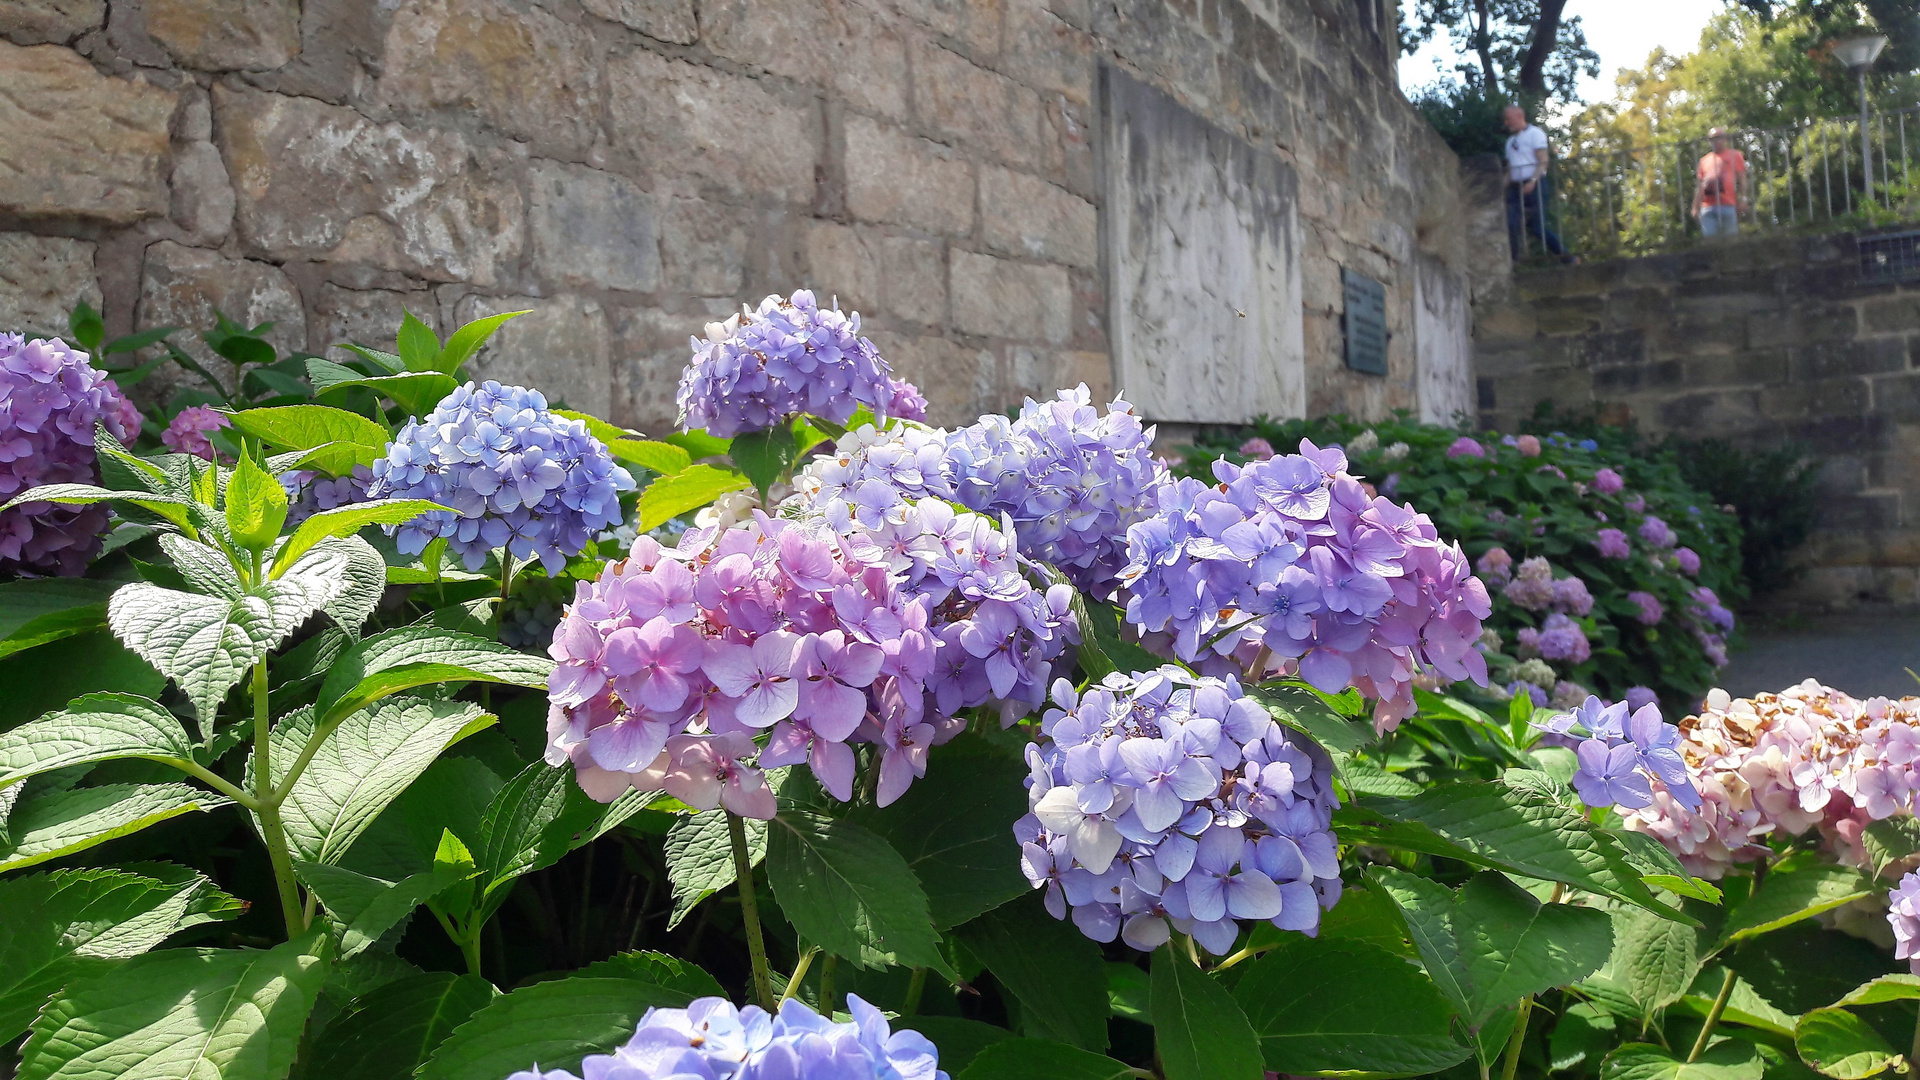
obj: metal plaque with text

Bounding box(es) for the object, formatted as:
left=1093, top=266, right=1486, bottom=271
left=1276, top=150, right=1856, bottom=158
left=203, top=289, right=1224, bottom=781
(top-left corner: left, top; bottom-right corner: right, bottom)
left=1342, top=268, right=1388, bottom=376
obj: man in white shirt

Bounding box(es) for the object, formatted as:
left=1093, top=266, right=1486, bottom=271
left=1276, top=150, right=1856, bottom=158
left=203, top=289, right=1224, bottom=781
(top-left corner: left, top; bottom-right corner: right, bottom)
left=1503, top=105, right=1572, bottom=262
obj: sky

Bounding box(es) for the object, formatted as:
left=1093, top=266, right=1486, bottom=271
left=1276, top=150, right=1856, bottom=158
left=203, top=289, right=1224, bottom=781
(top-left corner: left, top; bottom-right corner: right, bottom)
left=1396, top=0, right=1729, bottom=106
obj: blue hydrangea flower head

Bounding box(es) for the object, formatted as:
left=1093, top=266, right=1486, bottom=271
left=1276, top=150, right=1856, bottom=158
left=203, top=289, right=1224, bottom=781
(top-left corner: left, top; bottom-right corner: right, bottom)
left=677, top=291, right=895, bottom=437
left=943, top=385, right=1167, bottom=599
left=367, top=380, right=635, bottom=572
left=1536, top=694, right=1699, bottom=811
left=502, top=994, right=948, bottom=1080
left=1018, top=667, right=1344, bottom=955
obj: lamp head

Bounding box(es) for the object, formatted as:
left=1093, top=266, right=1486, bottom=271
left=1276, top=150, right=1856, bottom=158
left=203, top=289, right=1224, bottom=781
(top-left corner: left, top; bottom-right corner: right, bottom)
left=1834, top=33, right=1889, bottom=70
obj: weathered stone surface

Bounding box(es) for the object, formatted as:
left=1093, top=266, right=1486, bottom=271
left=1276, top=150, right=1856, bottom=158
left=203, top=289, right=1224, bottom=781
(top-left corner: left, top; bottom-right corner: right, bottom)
left=884, top=0, right=1002, bottom=60
left=698, top=0, right=908, bottom=120
left=610, top=304, right=724, bottom=434
left=0, top=233, right=100, bottom=339
left=216, top=86, right=524, bottom=286
left=136, top=241, right=305, bottom=396
left=379, top=0, right=600, bottom=156
left=313, top=284, right=435, bottom=353
left=170, top=141, right=235, bottom=244
left=880, top=235, right=946, bottom=326
left=1008, top=345, right=1111, bottom=402
left=805, top=221, right=880, bottom=316
left=980, top=165, right=1096, bottom=267
left=608, top=49, right=816, bottom=203
left=659, top=197, right=748, bottom=297
left=581, top=0, right=695, bottom=43
left=0, top=0, right=104, bottom=44
left=844, top=116, right=973, bottom=236
left=528, top=160, right=660, bottom=293
left=912, top=40, right=1041, bottom=167
left=1000, top=2, right=1095, bottom=101
left=0, top=43, right=176, bottom=223
left=950, top=249, right=1071, bottom=344
left=1415, top=254, right=1472, bottom=424
left=146, top=0, right=300, bottom=70
left=457, top=294, right=612, bottom=418
left=866, top=331, right=997, bottom=426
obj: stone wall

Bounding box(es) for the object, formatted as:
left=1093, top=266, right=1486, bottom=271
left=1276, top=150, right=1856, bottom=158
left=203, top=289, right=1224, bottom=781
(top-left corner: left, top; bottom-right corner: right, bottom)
left=0, top=0, right=1473, bottom=434
left=1474, top=232, right=1920, bottom=609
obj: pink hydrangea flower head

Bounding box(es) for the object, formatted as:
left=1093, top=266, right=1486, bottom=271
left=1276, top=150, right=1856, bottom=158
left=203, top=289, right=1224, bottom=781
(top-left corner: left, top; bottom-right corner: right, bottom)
left=1627, top=590, right=1664, bottom=625
left=1592, top=467, right=1624, bottom=495
left=1238, top=437, right=1276, bottom=460
left=885, top=376, right=929, bottom=423
left=1516, top=434, right=1542, bottom=457
left=0, top=335, right=141, bottom=576
left=1675, top=547, right=1702, bottom=575
left=1446, top=436, right=1485, bottom=459
left=1475, top=546, right=1513, bottom=587
left=1595, top=528, right=1631, bottom=559
left=160, top=405, right=231, bottom=461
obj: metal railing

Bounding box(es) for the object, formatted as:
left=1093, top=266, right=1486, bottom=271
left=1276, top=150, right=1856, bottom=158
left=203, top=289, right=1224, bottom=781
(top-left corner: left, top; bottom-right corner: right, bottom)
left=1523, top=105, right=1920, bottom=260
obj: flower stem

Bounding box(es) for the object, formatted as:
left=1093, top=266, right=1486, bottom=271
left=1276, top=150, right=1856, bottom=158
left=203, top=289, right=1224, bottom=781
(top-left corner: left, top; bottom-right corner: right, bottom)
left=902, top=967, right=928, bottom=1016
left=819, top=954, right=838, bottom=1016
left=729, top=811, right=775, bottom=1011
left=252, top=659, right=305, bottom=938
left=783, top=947, right=820, bottom=1005
left=1688, top=967, right=1738, bottom=1062
left=1500, top=997, right=1532, bottom=1080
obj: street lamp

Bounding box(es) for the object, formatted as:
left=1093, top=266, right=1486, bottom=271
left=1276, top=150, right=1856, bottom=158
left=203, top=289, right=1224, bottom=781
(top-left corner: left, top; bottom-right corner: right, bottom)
left=1834, top=33, right=1888, bottom=202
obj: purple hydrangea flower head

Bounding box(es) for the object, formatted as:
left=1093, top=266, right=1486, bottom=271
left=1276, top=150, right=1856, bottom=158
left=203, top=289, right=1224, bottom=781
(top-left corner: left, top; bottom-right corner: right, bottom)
left=1638, top=515, right=1676, bottom=548
left=367, top=381, right=635, bottom=573
left=1239, top=436, right=1276, bottom=460
left=885, top=376, right=929, bottom=423
left=1475, top=546, right=1513, bottom=586
left=1551, top=575, right=1594, bottom=616
left=1019, top=668, right=1342, bottom=954
left=1625, top=494, right=1646, bottom=513
left=1120, top=442, right=1490, bottom=730
left=1891, top=870, right=1920, bottom=973
left=547, top=515, right=944, bottom=811
left=1539, top=694, right=1699, bottom=811
left=1592, top=467, right=1624, bottom=494
left=1501, top=556, right=1554, bottom=611
left=1536, top=613, right=1591, bottom=664
left=503, top=994, right=949, bottom=1080
left=1675, top=547, right=1702, bottom=575
left=1507, top=680, right=1548, bottom=707
left=1688, top=586, right=1735, bottom=632
left=1595, top=528, right=1631, bottom=559
left=161, top=405, right=230, bottom=461
left=1446, top=436, right=1485, bottom=459
left=1627, top=590, right=1664, bottom=625
left=1625, top=686, right=1658, bottom=712
left=281, top=464, right=373, bottom=528
left=0, top=335, right=141, bottom=577
left=942, top=386, right=1167, bottom=599
left=677, top=291, right=895, bottom=437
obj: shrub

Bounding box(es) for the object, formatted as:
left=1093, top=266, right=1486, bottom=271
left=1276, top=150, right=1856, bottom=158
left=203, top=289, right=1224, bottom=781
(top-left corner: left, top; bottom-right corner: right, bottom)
left=1176, top=413, right=1746, bottom=711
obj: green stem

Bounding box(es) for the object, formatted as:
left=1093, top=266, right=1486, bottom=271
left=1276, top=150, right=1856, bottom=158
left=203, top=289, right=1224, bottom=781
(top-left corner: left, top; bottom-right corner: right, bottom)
left=819, top=954, right=838, bottom=1017
left=166, top=757, right=258, bottom=810
left=1689, top=967, right=1739, bottom=1062
left=1909, top=1003, right=1920, bottom=1066
left=782, top=948, right=820, bottom=1005
left=253, top=660, right=305, bottom=937
left=1500, top=997, right=1533, bottom=1080
left=461, top=927, right=484, bottom=977
left=902, top=968, right=928, bottom=1017
left=268, top=716, right=340, bottom=806
left=729, top=812, right=775, bottom=1011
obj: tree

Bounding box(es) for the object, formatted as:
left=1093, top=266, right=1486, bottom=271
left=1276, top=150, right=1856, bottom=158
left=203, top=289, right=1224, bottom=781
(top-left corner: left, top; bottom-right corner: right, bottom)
left=1399, top=0, right=1599, bottom=108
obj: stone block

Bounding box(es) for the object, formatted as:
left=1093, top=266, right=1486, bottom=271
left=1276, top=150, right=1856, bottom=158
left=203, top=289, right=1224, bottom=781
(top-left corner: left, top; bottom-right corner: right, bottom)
left=879, top=235, right=945, bottom=326
left=804, top=220, right=880, bottom=315
left=1761, top=304, right=1857, bottom=348
left=580, top=0, right=695, bottom=43
left=865, top=330, right=999, bottom=426
left=313, top=284, right=435, bottom=354
left=1040, top=93, right=1096, bottom=201
left=147, top=0, right=300, bottom=70
left=136, top=240, right=305, bottom=397
left=1592, top=360, right=1682, bottom=394
left=456, top=294, right=612, bottom=418
left=608, top=49, right=817, bottom=204
left=0, top=42, right=176, bottom=223
left=1008, top=345, right=1111, bottom=402
left=379, top=0, right=600, bottom=157
left=170, top=141, right=235, bottom=245
left=699, top=0, right=908, bottom=120
left=1864, top=293, right=1920, bottom=335
left=1531, top=294, right=1603, bottom=335
left=1787, top=338, right=1906, bottom=381
left=216, top=87, right=525, bottom=286
left=950, top=249, right=1070, bottom=343
left=980, top=165, right=1096, bottom=267
left=609, top=303, right=729, bottom=434
left=1000, top=2, right=1095, bottom=101
left=0, top=233, right=100, bottom=339
left=1875, top=372, right=1920, bottom=421
left=1683, top=351, right=1787, bottom=388
left=659, top=197, right=748, bottom=297
left=0, top=0, right=104, bottom=44
left=528, top=160, right=660, bottom=294
left=884, top=0, right=1002, bottom=59
left=1760, top=376, right=1868, bottom=420
left=912, top=40, right=1042, bottom=168
left=843, top=116, right=974, bottom=236
left=1473, top=302, right=1537, bottom=344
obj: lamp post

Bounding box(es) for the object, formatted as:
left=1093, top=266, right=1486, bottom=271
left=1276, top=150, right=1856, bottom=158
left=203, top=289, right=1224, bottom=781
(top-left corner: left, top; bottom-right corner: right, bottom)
left=1834, top=33, right=1888, bottom=203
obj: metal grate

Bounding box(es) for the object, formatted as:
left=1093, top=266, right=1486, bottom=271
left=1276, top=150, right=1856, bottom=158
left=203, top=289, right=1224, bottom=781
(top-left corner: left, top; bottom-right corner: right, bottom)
left=1860, top=230, right=1920, bottom=282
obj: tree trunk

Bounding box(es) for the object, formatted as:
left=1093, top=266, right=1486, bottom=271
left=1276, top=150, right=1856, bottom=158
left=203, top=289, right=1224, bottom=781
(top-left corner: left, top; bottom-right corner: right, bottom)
left=1517, top=0, right=1569, bottom=98
left=1473, top=0, right=1497, bottom=92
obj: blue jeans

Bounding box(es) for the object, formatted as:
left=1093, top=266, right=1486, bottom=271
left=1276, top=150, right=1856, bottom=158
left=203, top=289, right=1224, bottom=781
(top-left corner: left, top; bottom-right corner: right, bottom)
left=1700, top=205, right=1739, bottom=236
left=1507, top=181, right=1566, bottom=260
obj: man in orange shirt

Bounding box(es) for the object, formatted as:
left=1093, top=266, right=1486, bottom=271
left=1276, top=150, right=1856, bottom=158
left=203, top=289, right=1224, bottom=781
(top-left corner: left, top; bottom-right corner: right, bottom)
left=1693, top=127, right=1750, bottom=237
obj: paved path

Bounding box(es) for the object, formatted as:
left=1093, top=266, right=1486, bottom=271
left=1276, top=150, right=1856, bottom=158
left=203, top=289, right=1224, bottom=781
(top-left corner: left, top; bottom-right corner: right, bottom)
left=1717, top=614, right=1920, bottom=700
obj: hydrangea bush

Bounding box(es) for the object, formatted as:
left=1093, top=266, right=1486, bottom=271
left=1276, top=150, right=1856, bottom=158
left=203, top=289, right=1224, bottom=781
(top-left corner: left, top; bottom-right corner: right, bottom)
left=0, top=334, right=140, bottom=575
left=2, top=295, right=1909, bottom=1080
left=1179, top=414, right=1745, bottom=710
